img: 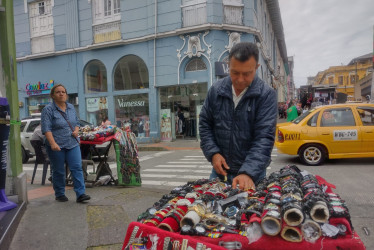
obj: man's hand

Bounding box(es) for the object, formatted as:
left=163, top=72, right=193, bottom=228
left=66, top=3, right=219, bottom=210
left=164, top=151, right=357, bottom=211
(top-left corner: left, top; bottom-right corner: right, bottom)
left=51, top=143, right=61, bottom=151
left=212, top=153, right=230, bottom=176
left=232, top=174, right=255, bottom=191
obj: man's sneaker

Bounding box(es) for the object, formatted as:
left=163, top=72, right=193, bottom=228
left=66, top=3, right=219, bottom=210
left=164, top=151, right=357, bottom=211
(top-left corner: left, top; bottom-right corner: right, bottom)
left=55, top=195, right=68, bottom=202
left=76, top=194, right=91, bottom=203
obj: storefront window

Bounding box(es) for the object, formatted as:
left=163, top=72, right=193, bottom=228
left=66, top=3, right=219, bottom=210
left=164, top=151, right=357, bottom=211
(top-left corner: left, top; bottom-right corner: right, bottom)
left=86, top=97, right=109, bottom=126
left=28, top=95, right=51, bottom=114
left=159, top=83, right=207, bottom=139
left=114, top=94, right=150, bottom=137
left=84, top=60, right=108, bottom=93
left=113, top=55, right=149, bottom=90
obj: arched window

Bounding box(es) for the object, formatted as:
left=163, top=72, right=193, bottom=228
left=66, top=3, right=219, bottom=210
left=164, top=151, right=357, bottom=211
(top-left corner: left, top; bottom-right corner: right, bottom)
left=114, top=55, right=149, bottom=90
left=185, top=58, right=207, bottom=72
left=84, top=60, right=108, bottom=93
left=222, top=55, right=229, bottom=63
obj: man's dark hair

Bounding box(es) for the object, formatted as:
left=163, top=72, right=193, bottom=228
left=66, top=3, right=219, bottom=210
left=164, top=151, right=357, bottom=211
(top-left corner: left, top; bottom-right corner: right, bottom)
left=229, top=42, right=259, bottom=63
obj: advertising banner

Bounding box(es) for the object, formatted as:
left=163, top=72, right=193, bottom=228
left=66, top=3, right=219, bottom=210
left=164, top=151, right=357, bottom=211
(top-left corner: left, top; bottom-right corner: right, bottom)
left=160, top=109, right=172, bottom=142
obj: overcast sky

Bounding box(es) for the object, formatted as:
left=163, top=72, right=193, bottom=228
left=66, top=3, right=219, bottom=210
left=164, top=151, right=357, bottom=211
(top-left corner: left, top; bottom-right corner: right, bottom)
left=278, top=0, right=374, bottom=87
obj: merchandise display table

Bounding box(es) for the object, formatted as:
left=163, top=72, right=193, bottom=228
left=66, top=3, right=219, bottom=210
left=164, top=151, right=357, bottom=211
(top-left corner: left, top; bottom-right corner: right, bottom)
left=79, top=135, right=117, bottom=184
left=78, top=127, right=141, bottom=187
left=123, top=221, right=365, bottom=250
left=122, top=165, right=366, bottom=250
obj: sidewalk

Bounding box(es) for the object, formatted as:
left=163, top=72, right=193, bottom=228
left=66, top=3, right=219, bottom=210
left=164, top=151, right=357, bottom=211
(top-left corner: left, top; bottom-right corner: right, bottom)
left=4, top=119, right=288, bottom=249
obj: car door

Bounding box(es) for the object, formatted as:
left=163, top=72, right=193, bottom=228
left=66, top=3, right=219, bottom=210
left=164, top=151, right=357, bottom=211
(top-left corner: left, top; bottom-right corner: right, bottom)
left=355, top=106, right=374, bottom=153
left=317, top=107, right=362, bottom=154
left=24, top=120, right=41, bottom=154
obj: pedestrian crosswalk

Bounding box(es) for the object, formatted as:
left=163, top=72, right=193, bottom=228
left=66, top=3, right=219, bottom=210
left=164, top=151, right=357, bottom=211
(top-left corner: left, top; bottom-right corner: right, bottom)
left=23, top=149, right=279, bottom=188
left=141, top=155, right=210, bottom=187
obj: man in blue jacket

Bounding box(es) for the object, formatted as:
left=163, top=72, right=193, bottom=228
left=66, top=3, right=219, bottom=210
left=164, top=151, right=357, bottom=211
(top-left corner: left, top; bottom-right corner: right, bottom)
left=199, top=42, right=277, bottom=191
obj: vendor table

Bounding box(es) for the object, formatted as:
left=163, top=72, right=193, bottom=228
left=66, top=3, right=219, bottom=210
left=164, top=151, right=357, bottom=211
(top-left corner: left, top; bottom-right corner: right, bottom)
left=77, top=135, right=117, bottom=185
left=123, top=221, right=365, bottom=250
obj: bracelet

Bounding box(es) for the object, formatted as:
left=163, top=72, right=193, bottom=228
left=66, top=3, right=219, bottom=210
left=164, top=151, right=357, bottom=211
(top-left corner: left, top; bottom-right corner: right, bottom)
left=155, top=210, right=167, bottom=217
left=144, top=219, right=159, bottom=226
left=167, top=213, right=182, bottom=223
left=176, top=207, right=187, bottom=216
left=174, top=210, right=185, bottom=220
left=152, top=215, right=163, bottom=223
left=188, top=204, right=206, bottom=217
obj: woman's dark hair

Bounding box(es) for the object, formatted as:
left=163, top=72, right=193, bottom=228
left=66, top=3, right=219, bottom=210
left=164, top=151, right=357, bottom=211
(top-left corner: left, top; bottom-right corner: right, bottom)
left=229, top=42, right=259, bottom=63
left=50, top=84, right=67, bottom=98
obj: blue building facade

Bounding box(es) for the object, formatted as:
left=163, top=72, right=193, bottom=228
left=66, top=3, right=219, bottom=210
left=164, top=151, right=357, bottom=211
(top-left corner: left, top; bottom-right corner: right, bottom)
left=14, top=0, right=288, bottom=142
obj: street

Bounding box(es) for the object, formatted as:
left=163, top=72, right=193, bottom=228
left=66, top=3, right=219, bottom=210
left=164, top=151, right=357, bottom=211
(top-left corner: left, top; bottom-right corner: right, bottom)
left=21, top=146, right=374, bottom=249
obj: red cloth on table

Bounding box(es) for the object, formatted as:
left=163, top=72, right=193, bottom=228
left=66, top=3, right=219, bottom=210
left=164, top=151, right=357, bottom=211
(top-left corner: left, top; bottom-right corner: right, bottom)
left=80, top=134, right=116, bottom=145
left=123, top=222, right=365, bottom=250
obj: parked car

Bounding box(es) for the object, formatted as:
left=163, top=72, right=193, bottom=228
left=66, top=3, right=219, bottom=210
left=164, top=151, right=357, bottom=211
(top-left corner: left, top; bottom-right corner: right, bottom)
left=275, top=103, right=374, bottom=166
left=20, top=115, right=108, bottom=163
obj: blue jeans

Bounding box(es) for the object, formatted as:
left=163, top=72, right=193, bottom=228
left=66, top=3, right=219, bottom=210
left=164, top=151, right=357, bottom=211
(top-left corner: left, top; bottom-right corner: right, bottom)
left=209, top=168, right=266, bottom=186
left=46, top=145, right=85, bottom=198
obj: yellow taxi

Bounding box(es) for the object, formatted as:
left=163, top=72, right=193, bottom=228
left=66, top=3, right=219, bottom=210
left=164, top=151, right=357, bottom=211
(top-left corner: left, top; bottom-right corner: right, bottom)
left=275, top=103, right=374, bottom=165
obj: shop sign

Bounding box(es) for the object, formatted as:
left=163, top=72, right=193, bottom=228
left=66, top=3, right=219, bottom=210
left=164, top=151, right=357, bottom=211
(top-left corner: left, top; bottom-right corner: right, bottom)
left=26, top=80, right=54, bottom=96
left=215, top=62, right=229, bottom=76
left=117, top=99, right=145, bottom=108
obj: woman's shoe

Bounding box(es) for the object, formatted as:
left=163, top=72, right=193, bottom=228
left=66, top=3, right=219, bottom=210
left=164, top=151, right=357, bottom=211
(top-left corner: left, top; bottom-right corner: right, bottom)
left=77, top=194, right=91, bottom=203
left=55, top=195, right=68, bottom=202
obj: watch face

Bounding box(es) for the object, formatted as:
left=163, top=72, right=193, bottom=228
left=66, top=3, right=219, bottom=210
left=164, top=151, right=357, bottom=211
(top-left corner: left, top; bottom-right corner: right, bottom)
left=195, top=225, right=206, bottom=234
left=148, top=208, right=157, bottom=215
left=228, top=219, right=237, bottom=226
left=181, top=225, right=192, bottom=234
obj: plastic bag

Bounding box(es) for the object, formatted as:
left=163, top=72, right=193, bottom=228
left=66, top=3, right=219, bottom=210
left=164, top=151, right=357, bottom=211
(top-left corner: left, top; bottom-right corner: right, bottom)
left=246, top=222, right=263, bottom=244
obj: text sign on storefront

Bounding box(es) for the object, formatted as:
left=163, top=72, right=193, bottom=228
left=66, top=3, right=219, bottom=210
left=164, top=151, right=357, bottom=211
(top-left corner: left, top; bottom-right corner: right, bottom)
left=215, top=62, right=229, bottom=76
left=117, top=99, right=145, bottom=108
left=26, top=80, right=55, bottom=96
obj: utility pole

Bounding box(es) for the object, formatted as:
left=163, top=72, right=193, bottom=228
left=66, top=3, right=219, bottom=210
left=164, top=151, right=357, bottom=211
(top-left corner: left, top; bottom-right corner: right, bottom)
left=0, top=0, right=24, bottom=195
left=371, top=25, right=374, bottom=103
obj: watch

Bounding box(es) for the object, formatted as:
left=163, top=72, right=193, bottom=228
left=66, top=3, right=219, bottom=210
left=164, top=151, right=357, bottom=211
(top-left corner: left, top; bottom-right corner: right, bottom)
left=194, top=223, right=207, bottom=236
left=180, top=224, right=195, bottom=235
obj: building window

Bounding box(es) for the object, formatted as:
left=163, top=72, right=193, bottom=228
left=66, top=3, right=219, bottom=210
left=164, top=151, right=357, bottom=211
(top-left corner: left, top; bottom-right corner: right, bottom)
left=223, top=0, right=243, bottom=25
left=338, top=76, right=344, bottom=85
left=86, top=97, right=109, bottom=126
left=28, top=0, right=54, bottom=54
left=350, top=74, right=357, bottom=84
left=185, top=58, right=207, bottom=72
left=114, top=94, right=150, bottom=137
left=114, top=55, right=149, bottom=91
left=182, top=0, right=207, bottom=27
left=92, top=0, right=121, bottom=43
left=84, top=60, right=108, bottom=93
left=328, top=77, right=333, bottom=84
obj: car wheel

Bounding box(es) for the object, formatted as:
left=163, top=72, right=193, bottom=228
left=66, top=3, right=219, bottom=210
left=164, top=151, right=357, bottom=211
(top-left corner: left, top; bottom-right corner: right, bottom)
left=22, top=147, right=29, bottom=164
left=299, top=144, right=326, bottom=166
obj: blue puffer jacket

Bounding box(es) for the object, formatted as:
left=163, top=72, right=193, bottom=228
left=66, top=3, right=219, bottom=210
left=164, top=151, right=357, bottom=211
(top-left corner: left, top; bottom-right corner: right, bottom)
left=199, top=75, right=277, bottom=183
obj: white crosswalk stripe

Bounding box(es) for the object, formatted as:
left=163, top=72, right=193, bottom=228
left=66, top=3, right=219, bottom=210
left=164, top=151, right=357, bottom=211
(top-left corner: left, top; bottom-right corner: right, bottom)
left=140, top=155, right=211, bottom=187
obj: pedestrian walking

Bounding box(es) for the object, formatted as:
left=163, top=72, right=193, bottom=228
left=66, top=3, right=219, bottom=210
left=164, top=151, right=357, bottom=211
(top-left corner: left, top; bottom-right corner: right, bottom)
left=286, top=100, right=298, bottom=122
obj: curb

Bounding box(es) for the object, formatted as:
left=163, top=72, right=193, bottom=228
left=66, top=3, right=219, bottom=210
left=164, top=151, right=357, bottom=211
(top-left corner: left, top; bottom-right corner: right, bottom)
left=137, top=146, right=168, bottom=151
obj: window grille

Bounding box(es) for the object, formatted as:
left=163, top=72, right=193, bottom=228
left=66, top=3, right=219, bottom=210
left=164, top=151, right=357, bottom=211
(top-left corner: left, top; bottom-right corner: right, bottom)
left=186, top=58, right=207, bottom=72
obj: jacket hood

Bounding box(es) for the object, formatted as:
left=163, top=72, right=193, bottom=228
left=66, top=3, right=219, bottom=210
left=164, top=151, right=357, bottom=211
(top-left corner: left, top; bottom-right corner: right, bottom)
left=217, top=75, right=263, bottom=99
